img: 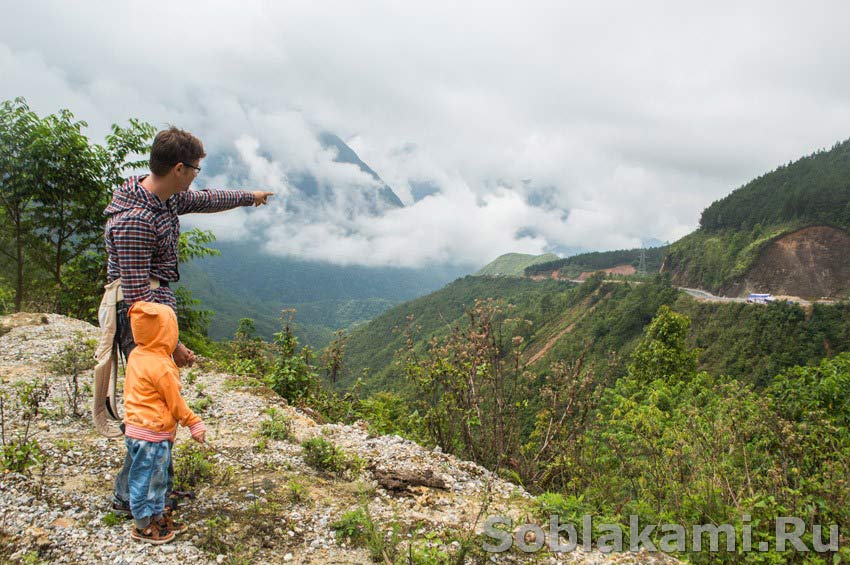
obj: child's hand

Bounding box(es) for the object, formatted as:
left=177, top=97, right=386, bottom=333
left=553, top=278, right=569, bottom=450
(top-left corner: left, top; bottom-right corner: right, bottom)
left=192, top=430, right=206, bottom=444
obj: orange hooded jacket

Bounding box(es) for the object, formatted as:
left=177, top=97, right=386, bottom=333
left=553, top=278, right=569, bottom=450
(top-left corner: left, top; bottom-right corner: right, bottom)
left=123, top=301, right=205, bottom=442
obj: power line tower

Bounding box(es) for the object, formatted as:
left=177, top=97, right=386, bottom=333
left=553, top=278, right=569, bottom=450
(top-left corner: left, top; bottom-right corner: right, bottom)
left=637, top=248, right=647, bottom=277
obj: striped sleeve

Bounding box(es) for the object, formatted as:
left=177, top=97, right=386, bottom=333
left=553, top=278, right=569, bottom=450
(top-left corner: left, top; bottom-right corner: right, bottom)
left=189, top=421, right=206, bottom=439
left=173, top=189, right=255, bottom=214
left=111, top=214, right=155, bottom=305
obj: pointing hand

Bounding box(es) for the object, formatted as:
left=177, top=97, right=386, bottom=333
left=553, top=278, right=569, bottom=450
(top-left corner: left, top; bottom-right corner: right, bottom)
left=252, top=191, right=274, bottom=206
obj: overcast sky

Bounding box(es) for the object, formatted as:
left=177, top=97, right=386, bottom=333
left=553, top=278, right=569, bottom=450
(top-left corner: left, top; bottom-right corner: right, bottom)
left=3, top=1, right=850, bottom=267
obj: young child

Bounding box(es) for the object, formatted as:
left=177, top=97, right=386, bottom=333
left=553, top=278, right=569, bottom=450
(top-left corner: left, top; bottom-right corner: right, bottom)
left=123, top=301, right=205, bottom=544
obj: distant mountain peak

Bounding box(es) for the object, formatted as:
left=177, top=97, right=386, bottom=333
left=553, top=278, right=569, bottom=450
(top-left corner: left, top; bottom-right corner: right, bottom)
left=317, top=131, right=404, bottom=211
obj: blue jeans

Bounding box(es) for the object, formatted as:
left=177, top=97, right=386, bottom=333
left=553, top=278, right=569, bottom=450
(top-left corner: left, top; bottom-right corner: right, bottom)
left=114, top=448, right=173, bottom=506
left=126, top=437, right=171, bottom=529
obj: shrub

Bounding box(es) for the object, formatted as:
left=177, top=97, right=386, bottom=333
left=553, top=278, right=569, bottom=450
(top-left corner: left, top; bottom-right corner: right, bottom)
left=199, top=515, right=231, bottom=554
left=1, top=438, right=41, bottom=473
left=287, top=478, right=311, bottom=504
left=190, top=395, right=212, bottom=414
left=46, top=333, right=96, bottom=418
left=1, top=381, right=49, bottom=473
left=264, top=310, right=320, bottom=404
left=301, top=436, right=363, bottom=478
left=259, top=407, right=292, bottom=441
left=331, top=506, right=401, bottom=562
left=173, top=442, right=233, bottom=490
left=331, top=508, right=370, bottom=543
left=355, top=392, right=425, bottom=442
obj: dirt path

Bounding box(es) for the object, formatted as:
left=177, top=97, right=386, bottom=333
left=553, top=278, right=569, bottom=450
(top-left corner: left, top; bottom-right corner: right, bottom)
left=527, top=322, right=576, bottom=365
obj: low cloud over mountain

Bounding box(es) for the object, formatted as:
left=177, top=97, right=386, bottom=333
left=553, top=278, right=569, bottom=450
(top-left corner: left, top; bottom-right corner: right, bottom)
left=3, top=2, right=850, bottom=267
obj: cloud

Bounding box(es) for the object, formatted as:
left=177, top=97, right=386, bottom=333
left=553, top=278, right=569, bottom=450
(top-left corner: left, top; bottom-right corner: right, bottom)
left=3, top=1, right=850, bottom=267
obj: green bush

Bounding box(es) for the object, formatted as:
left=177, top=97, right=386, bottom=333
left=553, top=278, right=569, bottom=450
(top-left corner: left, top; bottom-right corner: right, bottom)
left=259, top=407, right=292, bottom=441
left=189, top=395, right=212, bottom=414
left=331, top=506, right=401, bottom=562
left=355, top=392, right=425, bottom=442
left=47, top=333, right=96, bottom=417
left=173, top=442, right=233, bottom=490
left=1, top=438, right=41, bottom=473
left=264, top=312, right=320, bottom=403
left=1, top=381, right=49, bottom=474
left=286, top=478, right=311, bottom=504
left=301, top=436, right=362, bottom=478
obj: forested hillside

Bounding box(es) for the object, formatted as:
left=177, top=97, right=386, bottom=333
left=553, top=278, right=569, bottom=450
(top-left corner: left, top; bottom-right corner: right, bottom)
left=343, top=274, right=850, bottom=394
left=700, top=138, right=850, bottom=231
left=338, top=272, right=850, bottom=562
left=179, top=241, right=469, bottom=347
left=664, top=138, right=850, bottom=294
left=339, top=276, right=576, bottom=392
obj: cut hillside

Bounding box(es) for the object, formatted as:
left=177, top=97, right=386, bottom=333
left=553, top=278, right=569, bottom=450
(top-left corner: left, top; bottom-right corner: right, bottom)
left=721, top=225, right=850, bottom=298
left=663, top=137, right=850, bottom=295
left=524, top=247, right=666, bottom=280
left=0, top=313, right=667, bottom=564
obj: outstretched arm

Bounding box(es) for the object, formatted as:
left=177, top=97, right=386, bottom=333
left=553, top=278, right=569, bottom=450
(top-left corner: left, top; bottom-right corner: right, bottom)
left=173, top=189, right=273, bottom=214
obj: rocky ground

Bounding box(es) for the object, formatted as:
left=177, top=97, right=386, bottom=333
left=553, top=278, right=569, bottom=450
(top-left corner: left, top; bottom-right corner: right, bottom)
left=0, top=313, right=678, bottom=564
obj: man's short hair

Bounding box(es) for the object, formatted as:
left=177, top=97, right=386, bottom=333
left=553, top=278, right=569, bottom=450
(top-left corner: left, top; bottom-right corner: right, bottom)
left=149, top=127, right=207, bottom=176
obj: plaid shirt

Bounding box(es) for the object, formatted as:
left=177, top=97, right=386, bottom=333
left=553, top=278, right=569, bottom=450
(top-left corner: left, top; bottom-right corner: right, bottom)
left=104, top=175, right=254, bottom=310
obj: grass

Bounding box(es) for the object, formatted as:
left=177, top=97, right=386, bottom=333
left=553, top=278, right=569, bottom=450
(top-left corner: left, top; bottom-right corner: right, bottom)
left=54, top=438, right=75, bottom=451
left=287, top=478, right=311, bottom=504
left=102, top=512, right=123, bottom=527
left=331, top=505, right=402, bottom=561
left=190, top=395, right=213, bottom=413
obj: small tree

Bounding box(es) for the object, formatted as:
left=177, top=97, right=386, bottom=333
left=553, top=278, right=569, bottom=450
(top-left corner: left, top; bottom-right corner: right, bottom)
left=402, top=299, right=529, bottom=472
left=0, top=97, right=154, bottom=312
left=265, top=309, right=320, bottom=403
left=627, top=305, right=699, bottom=384
left=320, top=329, right=348, bottom=384
left=47, top=333, right=97, bottom=417
left=1, top=380, right=49, bottom=473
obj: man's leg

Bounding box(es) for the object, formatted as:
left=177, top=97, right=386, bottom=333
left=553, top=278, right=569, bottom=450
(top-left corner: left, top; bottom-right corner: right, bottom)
left=112, top=450, right=133, bottom=512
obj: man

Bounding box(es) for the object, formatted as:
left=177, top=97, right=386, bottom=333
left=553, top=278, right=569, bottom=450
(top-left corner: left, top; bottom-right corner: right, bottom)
left=104, top=127, right=273, bottom=515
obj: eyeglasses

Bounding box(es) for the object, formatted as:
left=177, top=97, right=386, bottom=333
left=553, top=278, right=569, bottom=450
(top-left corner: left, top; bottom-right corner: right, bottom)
left=181, top=162, right=201, bottom=174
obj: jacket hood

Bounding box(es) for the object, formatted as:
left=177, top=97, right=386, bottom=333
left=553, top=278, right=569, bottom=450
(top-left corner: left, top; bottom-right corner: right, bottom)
left=104, top=176, right=167, bottom=217
left=128, top=301, right=178, bottom=356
